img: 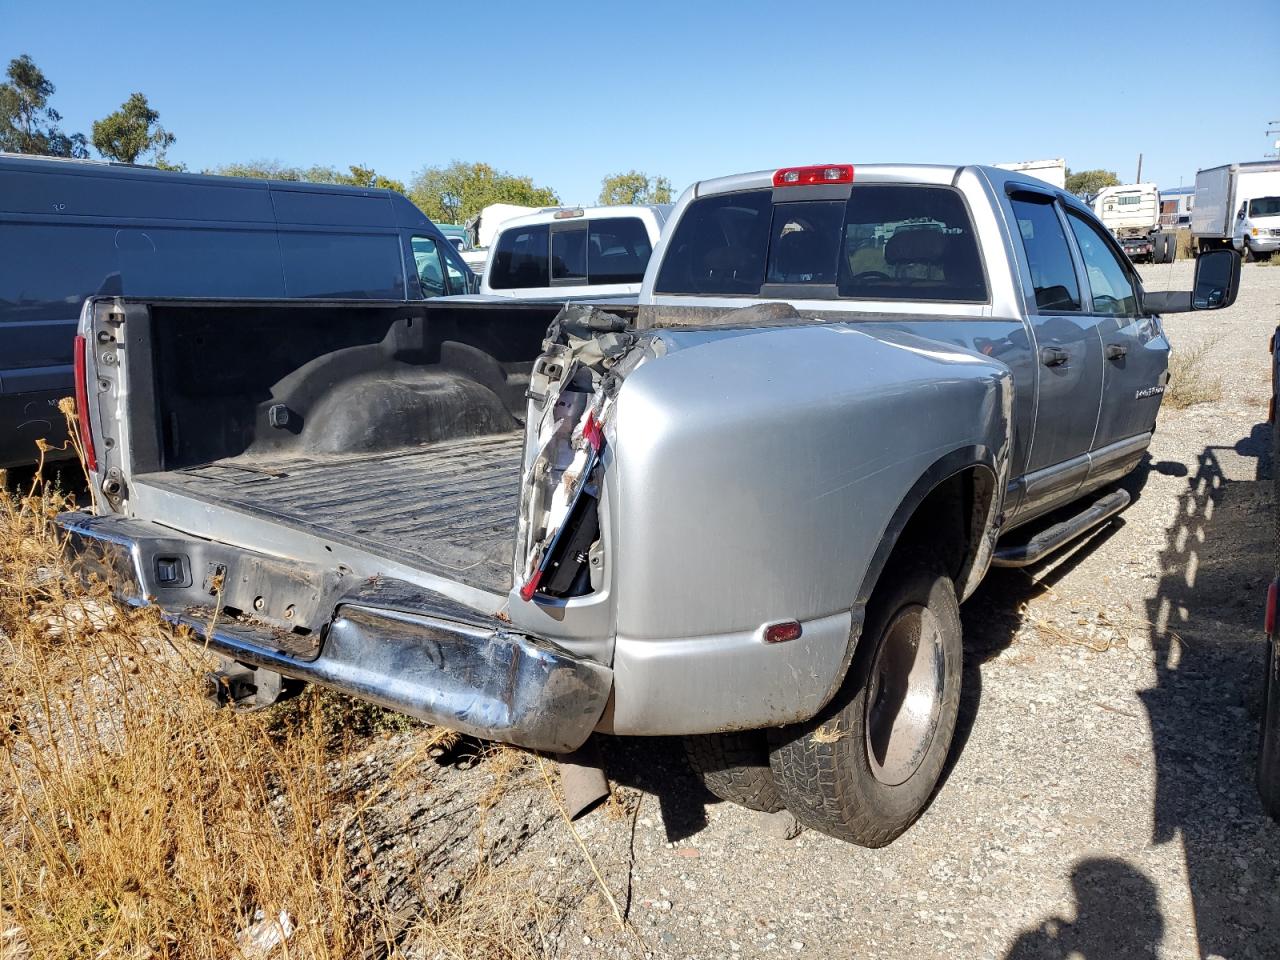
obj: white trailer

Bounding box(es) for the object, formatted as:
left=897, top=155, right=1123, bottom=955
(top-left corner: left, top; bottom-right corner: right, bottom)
left=1192, top=161, right=1280, bottom=260
left=994, top=158, right=1066, bottom=190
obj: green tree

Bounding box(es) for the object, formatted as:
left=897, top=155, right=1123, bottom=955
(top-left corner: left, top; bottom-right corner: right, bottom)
left=1065, top=168, right=1120, bottom=199
left=409, top=160, right=559, bottom=225
left=598, top=170, right=673, bottom=206
left=0, top=54, right=87, bottom=157
left=91, top=92, right=175, bottom=165
left=209, top=160, right=404, bottom=194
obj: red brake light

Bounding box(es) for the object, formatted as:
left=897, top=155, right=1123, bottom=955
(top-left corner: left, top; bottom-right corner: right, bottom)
left=73, top=334, right=98, bottom=472
left=1267, top=580, right=1279, bottom=635
left=773, top=164, right=854, bottom=188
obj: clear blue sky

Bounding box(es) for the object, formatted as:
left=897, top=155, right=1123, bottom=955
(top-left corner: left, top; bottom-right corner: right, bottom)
left=3, top=0, right=1277, bottom=204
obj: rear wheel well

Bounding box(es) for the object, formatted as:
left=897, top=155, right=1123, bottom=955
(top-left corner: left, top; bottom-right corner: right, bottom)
left=869, top=465, right=997, bottom=601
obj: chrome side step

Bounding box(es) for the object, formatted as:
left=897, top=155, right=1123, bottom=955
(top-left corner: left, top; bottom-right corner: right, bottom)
left=991, top=488, right=1131, bottom=568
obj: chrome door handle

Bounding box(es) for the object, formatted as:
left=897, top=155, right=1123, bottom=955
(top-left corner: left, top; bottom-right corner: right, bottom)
left=1105, top=342, right=1128, bottom=360
left=1039, top=346, right=1070, bottom=367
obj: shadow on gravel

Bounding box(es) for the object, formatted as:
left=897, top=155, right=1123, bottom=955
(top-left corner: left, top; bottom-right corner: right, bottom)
left=598, top=736, right=715, bottom=843
left=1138, top=433, right=1280, bottom=957
left=1004, top=857, right=1164, bottom=960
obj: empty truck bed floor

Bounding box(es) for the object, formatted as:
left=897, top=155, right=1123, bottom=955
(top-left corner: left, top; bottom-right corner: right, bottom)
left=135, top=432, right=524, bottom=594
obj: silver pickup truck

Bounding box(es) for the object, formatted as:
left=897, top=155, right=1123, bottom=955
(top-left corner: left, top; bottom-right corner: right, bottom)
left=58, top=163, right=1241, bottom=847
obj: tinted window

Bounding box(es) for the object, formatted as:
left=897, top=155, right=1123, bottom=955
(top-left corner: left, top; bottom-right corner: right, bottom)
left=1251, top=197, right=1280, bottom=217
left=838, top=186, right=986, bottom=301
left=279, top=231, right=404, bottom=299
left=767, top=201, right=843, bottom=284
left=0, top=223, right=123, bottom=325
left=551, top=224, right=587, bottom=282
left=654, top=190, right=772, bottom=295
left=440, top=243, right=473, bottom=294
left=412, top=235, right=447, bottom=297
left=1064, top=211, right=1138, bottom=317
left=1009, top=197, right=1081, bottom=312
left=489, top=224, right=549, bottom=289
left=587, top=217, right=652, bottom=285
left=113, top=226, right=285, bottom=298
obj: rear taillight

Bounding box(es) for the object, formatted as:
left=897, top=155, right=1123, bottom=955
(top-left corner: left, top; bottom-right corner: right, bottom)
left=73, top=334, right=98, bottom=472
left=1266, top=580, right=1279, bottom=635
left=773, top=164, right=855, bottom=187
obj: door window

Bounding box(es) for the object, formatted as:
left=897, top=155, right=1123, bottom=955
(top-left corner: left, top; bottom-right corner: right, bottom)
left=1064, top=211, right=1139, bottom=318
left=411, top=235, right=447, bottom=297
left=1009, top=196, right=1081, bottom=312
left=279, top=231, right=404, bottom=299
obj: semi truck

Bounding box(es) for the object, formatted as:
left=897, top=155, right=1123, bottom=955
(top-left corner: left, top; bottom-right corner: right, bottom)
left=1192, top=161, right=1280, bottom=261
left=1092, top=183, right=1175, bottom=264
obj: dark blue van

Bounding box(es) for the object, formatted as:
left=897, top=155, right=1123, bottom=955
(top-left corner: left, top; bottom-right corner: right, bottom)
left=0, top=154, right=475, bottom=468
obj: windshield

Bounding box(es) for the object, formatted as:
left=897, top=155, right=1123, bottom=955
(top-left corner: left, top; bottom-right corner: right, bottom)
left=1250, top=197, right=1280, bottom=218
left=655, top=184, right=987, bottom=302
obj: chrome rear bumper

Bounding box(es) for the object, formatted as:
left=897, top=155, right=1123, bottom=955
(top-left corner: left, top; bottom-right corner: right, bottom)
left=57, top=511, right=612, bottom=753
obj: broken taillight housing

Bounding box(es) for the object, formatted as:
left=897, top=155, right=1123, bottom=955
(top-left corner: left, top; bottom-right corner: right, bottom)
left=73, top=334, right=98, bottom=472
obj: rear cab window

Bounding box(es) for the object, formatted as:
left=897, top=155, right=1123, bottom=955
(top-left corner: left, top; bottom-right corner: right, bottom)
left=655, top=185, right=987, bottom=302
left=490, top=215, right=655, bottom=289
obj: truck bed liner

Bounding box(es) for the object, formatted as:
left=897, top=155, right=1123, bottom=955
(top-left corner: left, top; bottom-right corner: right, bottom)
left=136, top=432, right=524, bottom=594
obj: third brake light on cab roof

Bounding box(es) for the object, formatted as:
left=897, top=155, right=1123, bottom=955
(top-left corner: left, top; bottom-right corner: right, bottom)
left=772, top=164, right=855, bottom=187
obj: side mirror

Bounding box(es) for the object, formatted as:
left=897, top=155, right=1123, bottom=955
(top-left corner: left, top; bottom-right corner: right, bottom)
left=1142, top=249, right=1241, bottom=314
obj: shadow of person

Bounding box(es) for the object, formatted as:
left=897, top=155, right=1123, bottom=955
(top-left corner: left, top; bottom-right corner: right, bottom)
left=1139, top=435, right=1280, bottom=956
left=1005, top=858, right=1163, bottom=959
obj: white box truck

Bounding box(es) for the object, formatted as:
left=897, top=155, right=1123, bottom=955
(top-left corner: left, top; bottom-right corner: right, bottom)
left=994, top=158, right=1066, bottom=190
left=1192, top=161, right=1280, bottom=261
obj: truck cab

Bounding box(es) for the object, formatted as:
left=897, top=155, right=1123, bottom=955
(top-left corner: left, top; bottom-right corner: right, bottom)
left=479, top=204, right=669, bottom=300
left=1235, top=195, right=1280, bottom=261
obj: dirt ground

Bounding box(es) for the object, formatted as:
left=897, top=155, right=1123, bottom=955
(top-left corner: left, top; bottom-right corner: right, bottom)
left=325, top=259, right=1280, bottom=960
left=7, top=262, right=1277, bottom=960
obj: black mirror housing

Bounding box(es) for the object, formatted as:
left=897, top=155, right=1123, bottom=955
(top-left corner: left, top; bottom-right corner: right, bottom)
left=1142, top=249, right=1241, bottom=314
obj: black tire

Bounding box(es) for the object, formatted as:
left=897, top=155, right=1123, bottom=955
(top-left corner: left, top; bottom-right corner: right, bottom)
left=767, top=553, right=962, bottom=847
left=684, top=731, right=785, bottom=813
left=1263, top=407, right=1280, bottom=819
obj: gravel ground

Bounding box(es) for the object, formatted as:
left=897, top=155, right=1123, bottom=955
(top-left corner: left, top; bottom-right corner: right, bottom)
left=335, top=260, right=1280, bottom=960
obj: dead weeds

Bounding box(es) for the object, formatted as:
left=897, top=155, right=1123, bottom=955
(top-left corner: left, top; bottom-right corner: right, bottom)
left=0, top=486, right=557, bottom=959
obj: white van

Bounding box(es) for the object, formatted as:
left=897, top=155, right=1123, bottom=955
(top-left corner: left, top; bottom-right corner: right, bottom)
left=479, top=204, right=670, bottom=299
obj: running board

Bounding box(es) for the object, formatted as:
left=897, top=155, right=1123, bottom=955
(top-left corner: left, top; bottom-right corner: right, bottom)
left=991, top=488, right=1131, bottom=568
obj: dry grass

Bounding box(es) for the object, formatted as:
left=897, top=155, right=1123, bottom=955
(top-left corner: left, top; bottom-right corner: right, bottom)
left=1165, top=338, right=1224, bottom=409
left=0, top=484, right=555, bottom=959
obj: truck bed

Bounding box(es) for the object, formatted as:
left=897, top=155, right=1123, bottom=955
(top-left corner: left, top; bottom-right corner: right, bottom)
left=136, top=431, right=524, bottom=594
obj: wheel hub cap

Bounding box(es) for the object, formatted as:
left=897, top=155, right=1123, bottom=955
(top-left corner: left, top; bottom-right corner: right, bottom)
left=865, top=604, right=945, bottom=786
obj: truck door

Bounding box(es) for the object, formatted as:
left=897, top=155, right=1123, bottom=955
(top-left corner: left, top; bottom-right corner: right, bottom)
left=1007, top=192, right=1104, bottom=511
left=1063, top=207, right=1169, bottom=460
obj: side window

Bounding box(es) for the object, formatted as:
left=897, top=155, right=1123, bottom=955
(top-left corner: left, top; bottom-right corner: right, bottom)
left=587, top=217, right=652, bottom=285
left=654, top=190, right=772, bottom=295
left=1009, top=197, right=1081, bottom=312
left=411, top=235, right=446, bottom=297
left=279, top=231, right=404, bottom=299
left=115, top=227, right=286, bottom=298
left=0, top=224, right=122, bottom=328
left=551, top=224, right=587, bottom=282
left=489, top=224, right=549, bottom=289
left=440, top=242, right=474, bottom=294
left=1064, top=211, right=1138, bottom=318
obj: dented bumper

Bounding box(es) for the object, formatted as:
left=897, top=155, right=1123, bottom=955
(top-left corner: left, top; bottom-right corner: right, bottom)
left=57, top=511, right=613, bottom=753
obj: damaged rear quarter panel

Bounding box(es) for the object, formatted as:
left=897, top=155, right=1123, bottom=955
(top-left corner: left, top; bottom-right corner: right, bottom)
left=603, top=321, right=1011, bottom=732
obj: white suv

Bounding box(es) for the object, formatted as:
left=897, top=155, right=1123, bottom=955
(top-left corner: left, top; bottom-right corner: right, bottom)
left=480, top=204, right=670, bottom=299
